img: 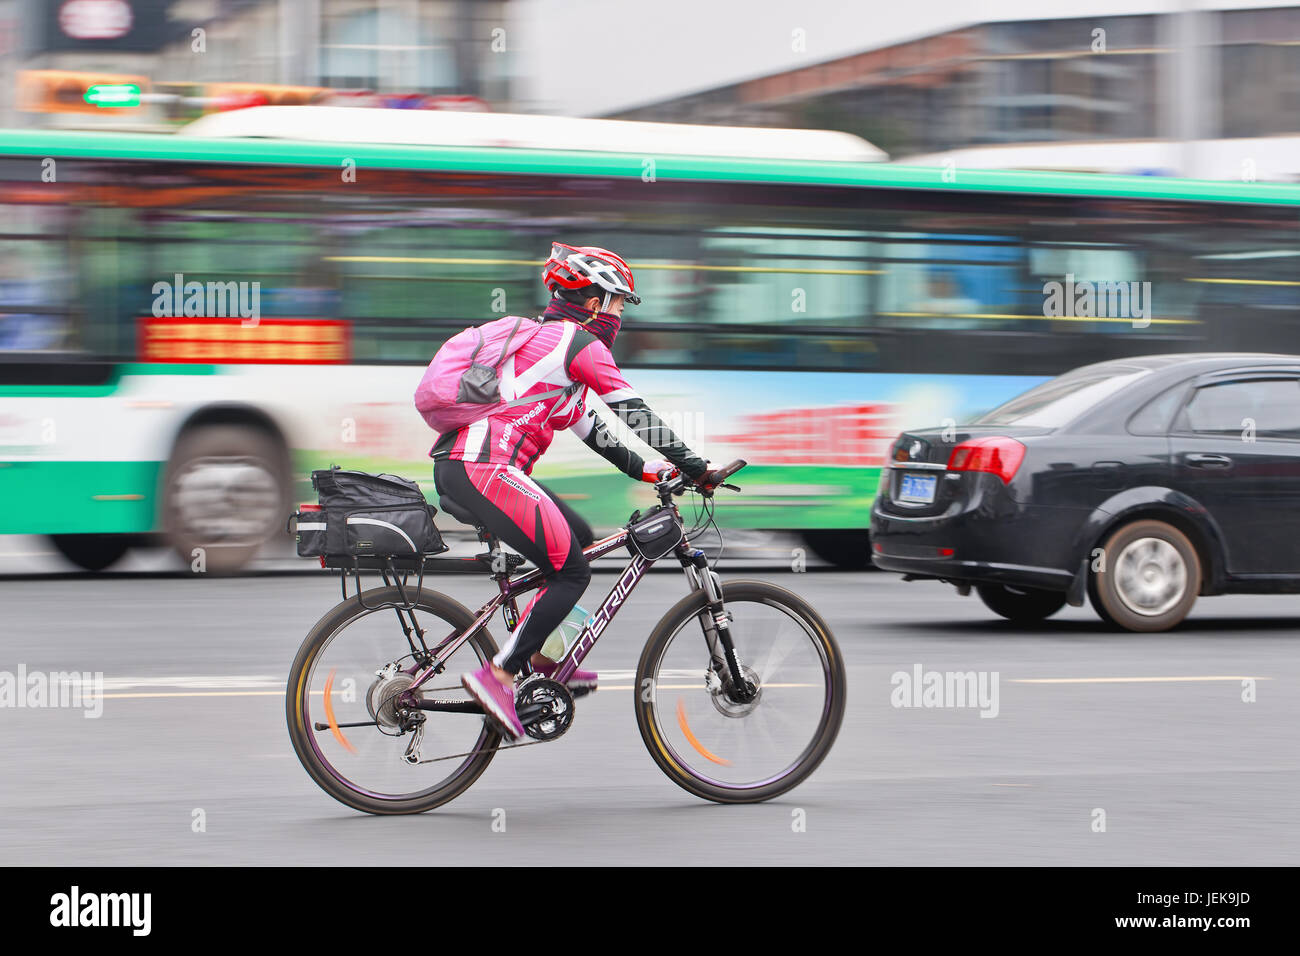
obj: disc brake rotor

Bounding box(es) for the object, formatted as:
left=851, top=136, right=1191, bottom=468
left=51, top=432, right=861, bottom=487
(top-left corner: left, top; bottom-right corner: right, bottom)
left=709, top=664, right=763, bottom=718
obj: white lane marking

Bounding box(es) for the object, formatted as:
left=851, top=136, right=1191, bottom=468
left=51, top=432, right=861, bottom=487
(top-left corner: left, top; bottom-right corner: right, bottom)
left=96, top=675, right=285, bottom=690
left=101, top=683, right=822, bottom=699
left=80, top=672, right=1274, bottom=701
left=1012, top=676, right=1271, bottom=684
left=103, top=691, right=285, bottom=699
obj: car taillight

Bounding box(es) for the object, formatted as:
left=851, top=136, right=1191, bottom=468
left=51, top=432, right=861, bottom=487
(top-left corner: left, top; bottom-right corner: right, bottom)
left=946, top=437, right=1026, bottom=483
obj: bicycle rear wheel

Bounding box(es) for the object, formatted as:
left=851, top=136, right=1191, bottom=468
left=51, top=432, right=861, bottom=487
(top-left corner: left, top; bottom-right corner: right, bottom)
left=634, top=579, right=846, bottom=804
left=286, top=585, right=501, bottom=814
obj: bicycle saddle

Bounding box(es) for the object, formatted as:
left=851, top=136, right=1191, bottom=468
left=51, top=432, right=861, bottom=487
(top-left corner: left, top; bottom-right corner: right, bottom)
left=438, top=494, right=481, bottom=528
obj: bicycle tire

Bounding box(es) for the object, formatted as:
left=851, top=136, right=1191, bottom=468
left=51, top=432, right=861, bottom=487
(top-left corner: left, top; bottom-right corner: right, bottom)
left=286, top=584, right=501, bottom=815
left=633, top=579, right=846, bottom=804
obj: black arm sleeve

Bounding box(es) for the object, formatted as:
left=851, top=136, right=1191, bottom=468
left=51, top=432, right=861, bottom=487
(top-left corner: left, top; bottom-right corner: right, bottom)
left=579, top=408, right=644, bottom=480
left=607, top=397, right=709, bottom=480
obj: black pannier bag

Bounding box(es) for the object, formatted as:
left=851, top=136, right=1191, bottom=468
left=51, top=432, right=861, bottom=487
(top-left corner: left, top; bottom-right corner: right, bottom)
left=626, top=505, right=684, bottom=560
left=291, top=466, right=447, bottom=559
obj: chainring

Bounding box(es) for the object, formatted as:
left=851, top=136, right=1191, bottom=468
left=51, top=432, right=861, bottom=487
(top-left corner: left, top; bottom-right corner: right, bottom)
left=515, top=677, right=576, bottom=741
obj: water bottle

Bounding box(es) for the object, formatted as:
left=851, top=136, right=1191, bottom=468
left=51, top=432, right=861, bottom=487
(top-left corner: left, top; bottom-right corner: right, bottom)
left=539, top=604, right=589, bottom=663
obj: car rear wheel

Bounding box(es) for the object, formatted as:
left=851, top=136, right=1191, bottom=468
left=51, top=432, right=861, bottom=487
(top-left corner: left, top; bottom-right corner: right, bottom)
left=975, top=583, right=1066, bottom=623
left=1089, top=519, right=1200, bottom=632
left=801, top=531, right=872, bottom=569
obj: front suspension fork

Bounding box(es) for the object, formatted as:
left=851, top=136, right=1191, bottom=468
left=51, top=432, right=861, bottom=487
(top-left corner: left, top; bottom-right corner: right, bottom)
left=681, top=550, right=756, bottom=703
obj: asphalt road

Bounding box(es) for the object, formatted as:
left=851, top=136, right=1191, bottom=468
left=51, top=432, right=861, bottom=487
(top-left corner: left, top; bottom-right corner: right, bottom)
left=2, top=565, right=1298, bottom=866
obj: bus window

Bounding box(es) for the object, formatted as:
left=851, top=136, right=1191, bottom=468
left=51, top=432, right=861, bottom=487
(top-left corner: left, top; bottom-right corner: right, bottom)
left=0, top=206, right=75, bottom=354
left=875, top=232, right=1025, bottom=332
left=1188, top=222, right=1300, bottom=354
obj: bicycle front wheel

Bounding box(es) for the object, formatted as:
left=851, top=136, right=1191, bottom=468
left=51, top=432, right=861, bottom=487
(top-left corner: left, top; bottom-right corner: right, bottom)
left=634, top=579, right=846, bottom=804
left=286, top=585, right=501, bottom=815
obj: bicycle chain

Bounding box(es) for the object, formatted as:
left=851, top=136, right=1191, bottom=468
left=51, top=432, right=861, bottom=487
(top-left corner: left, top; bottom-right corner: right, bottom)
left=415, top=737, right=549, bottom=763
left=405, top=680, right=557, bottom=762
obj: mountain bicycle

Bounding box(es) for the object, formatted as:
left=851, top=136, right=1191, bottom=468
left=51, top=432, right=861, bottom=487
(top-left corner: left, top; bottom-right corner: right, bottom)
left=286, top=459, right=846, bottom=814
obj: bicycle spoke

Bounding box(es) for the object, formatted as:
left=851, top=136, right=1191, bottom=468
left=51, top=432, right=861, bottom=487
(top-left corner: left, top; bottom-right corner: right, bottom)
left=293, top=595, right=497, bottom=803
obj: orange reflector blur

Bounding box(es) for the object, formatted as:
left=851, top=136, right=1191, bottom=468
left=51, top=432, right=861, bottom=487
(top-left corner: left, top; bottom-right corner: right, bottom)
left=323, top=669, right=356, bottom=754
left=675, top=697, right=730, bottom=766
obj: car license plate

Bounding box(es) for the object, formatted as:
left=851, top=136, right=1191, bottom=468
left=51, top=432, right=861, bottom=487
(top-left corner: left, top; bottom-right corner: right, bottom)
left=898, top=473, right=937, bottom=504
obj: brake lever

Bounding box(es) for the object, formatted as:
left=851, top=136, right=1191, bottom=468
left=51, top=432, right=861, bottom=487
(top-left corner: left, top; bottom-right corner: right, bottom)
left=720, top=482, right=740, bottom=492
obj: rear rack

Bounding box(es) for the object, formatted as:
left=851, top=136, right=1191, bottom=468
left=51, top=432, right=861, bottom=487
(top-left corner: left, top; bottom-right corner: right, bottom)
left=321, top=553, right=527, bottom=573
left=324, top=553, right=487, bottom=573
left=322, top=551, right=529, bottom=611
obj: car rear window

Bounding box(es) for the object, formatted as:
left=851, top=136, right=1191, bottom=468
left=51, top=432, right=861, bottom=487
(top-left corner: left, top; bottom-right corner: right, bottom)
left=975, top=367, right=1150, bottom=427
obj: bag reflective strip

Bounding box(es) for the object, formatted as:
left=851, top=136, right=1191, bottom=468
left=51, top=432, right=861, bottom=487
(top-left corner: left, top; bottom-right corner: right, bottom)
left=296, top=522, right=327, bottom=531
left=345, top=516, right=418, bottom=553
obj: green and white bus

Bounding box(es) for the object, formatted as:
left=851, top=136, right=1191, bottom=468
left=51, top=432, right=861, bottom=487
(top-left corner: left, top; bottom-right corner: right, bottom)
left=1, top=107, right=1297, bottom=571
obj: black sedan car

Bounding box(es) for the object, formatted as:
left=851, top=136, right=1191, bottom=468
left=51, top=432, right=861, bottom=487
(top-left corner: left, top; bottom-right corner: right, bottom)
left=870, top=354, right=1300, bottom=631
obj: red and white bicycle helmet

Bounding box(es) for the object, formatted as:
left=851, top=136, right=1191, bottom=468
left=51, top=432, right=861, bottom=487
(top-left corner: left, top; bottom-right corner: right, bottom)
left=542, top=242, right=641, bottom=310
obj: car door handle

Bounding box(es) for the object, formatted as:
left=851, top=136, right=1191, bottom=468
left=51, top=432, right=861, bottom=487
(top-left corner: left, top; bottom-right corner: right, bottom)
left=1186, top=453, right=1233, bottom=469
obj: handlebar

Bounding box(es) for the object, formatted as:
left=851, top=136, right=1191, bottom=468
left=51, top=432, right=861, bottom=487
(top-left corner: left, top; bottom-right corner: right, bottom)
left=655, top=459, right=747, bottom=503
left=706, top=458, right=747, bottom=485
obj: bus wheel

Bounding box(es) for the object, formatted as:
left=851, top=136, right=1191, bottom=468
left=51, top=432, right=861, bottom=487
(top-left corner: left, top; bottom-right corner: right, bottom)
left=162, top=424, right=288, bottom=575
left=801, top=530, right=872, bottom=569
left=49, top=534, right=130, bottom=572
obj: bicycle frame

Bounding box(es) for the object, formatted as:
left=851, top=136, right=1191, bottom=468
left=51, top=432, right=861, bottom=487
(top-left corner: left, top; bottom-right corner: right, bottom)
left=398, top=505, right=736, bottom=712
left=406, top=535, right=656, bottom=695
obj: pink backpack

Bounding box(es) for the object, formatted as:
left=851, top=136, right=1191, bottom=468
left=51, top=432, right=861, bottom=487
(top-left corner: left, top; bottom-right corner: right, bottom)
left=414, top=315, right=565, bottom=434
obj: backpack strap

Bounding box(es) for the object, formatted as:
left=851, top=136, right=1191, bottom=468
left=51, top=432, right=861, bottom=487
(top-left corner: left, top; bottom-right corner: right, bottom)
left=501, top=386, right=566, bottom=408
left=491, top=316, right=526, bottom=369
left=466, top=326, right=488, bottom=364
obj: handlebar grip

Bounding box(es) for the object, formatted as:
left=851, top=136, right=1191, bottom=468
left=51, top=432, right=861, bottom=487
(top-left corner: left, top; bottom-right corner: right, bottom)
left=708, top=459, right=747, bottom=483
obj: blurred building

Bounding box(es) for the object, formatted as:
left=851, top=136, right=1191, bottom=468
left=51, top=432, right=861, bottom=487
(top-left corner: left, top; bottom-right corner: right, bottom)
left=2, top=0, right=515, bottom=128
left=604, top=7, right=1300, bottom=179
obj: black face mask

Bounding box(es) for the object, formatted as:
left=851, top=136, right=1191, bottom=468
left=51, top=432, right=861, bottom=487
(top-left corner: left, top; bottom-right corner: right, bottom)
left=541, top=297, right=621, bottom=350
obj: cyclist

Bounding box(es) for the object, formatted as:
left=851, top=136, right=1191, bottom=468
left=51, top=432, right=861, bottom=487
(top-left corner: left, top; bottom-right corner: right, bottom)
left=431, top=242, right=714, bottom=741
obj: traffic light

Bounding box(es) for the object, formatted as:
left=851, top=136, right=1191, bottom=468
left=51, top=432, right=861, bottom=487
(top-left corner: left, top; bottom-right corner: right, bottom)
left=18, top=70, right=151, bottom=114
